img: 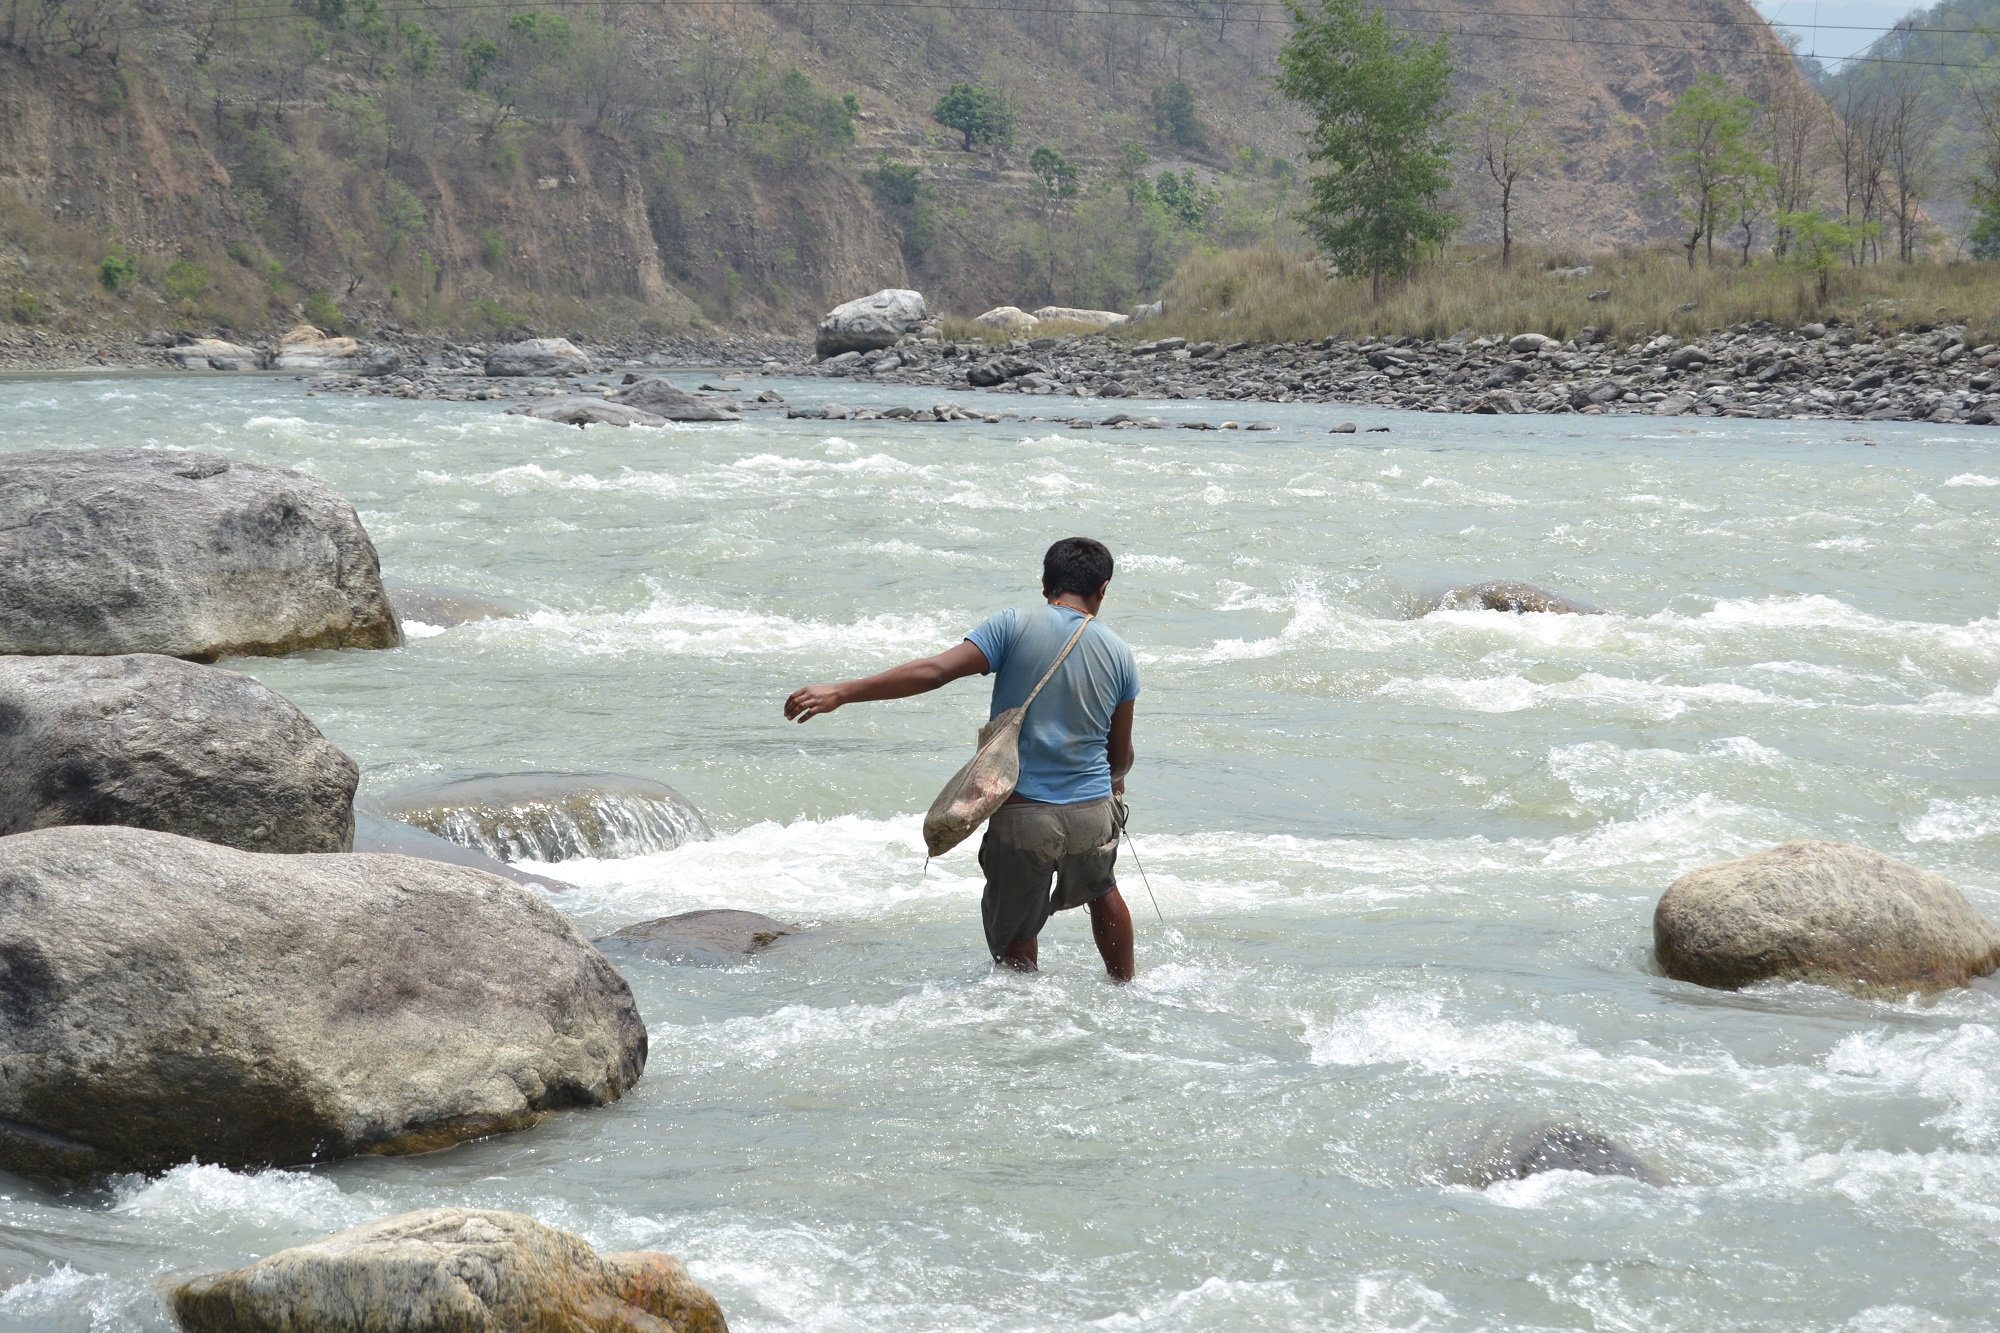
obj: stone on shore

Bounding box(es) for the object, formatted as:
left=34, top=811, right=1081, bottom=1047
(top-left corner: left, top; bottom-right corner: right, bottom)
left=269, top=325, right=385, bottom=374
left=611, top=375, right=743, bottom=421
left=599, top=909, right=800, bottom=964
left=1654, top=840, right=2000, bottom=996
left=165, top=336, right=262, bottom=370
left=967, top=355, right=1038, bottom=387
left=0, top=825, right=646, bottom=1182
left=379, top=771, right=712, bottom=863
left=0, top=448, right=401, bottom=659
left=507, top=395, right=666, bottom=428
left=1421, top=581, right=1600, bottom=615
left=975, top=306, right=1039, bottom=333
left=171, top=1208, right=726, bottom=1333
left=486, top=337, right=592, bottom=377
left=0, top=654, right=357, bottom=853
left=816, top=289, right=927, bottom=359
left=1031, top=306, right=1127, bottom=328
left=1508, top=333, right=1559, bottom=353
left=1446, top=1122, right=1666, bottom=1189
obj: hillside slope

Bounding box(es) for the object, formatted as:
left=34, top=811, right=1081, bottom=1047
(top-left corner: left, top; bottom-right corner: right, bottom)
left=0, top=0, right=1829, bottom=343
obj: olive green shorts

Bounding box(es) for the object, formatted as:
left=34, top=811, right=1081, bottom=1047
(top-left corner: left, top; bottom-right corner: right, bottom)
left=977, top=796, right=1122, bottom=958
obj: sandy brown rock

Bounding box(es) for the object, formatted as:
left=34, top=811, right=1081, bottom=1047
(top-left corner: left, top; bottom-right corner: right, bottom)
left=1654, top=840, right=2000, bottom=996
left=0, top=653, right=357, bottom=852
left=0, top=448, right=400, bottom=660
left=0, top=825, right=645, bottom=1183
left=172, top=1208, right=727, bottom=1333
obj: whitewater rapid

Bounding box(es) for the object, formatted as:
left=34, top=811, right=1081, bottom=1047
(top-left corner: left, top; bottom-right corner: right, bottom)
left=0, top=372, right=1997, bottom=1329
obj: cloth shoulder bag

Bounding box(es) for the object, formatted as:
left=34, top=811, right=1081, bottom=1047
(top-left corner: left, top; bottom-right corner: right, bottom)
left=922, top=612, right=1093, bottom=858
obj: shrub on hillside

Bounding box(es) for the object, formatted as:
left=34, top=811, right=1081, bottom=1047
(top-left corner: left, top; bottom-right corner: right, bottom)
left=1151, top=81, right=1204, bottom=148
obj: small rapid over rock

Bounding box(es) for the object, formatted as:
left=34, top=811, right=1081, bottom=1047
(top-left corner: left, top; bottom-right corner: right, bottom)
left=378, top=771, right=712, bottom=863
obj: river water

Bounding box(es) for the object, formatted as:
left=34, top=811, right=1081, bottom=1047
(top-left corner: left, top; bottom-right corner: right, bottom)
left=1, top=373, right=1998, bottom=1331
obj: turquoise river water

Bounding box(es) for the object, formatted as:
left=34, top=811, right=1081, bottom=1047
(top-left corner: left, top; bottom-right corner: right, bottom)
left=0, top=373, right=1998, bottom=1331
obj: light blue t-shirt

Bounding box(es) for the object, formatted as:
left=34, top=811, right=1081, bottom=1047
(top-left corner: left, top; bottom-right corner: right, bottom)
left=965, top=604, right=1140, bottom=805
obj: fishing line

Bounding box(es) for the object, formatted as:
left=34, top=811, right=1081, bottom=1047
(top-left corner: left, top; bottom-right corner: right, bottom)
left=1121, top=824, right=1165, bottom=925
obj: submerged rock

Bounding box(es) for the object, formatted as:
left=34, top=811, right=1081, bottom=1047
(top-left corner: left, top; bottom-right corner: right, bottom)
left=172, top=1208, right=726, bottom=1333
left=1419, top=581, right=1600, bottom=616
left=0, top=654, right=357, bottom=852
left=486, top=337, right=591, bottom=377
left=611, top=375, right=742, bottom=421
left=383, top=580, right=531, bottom=628
left=352, top=811, right=573, bottom=892
left=598, top=909, right=799, bottom=965
left=1446, top=1122, right=1666, bottom=1189
left=507, top=395, right=666, bottom=428
left=1655, top=840, right=2000, bottom=996
left=379, top=771, right=712, bottom=863
left=0, top=448, right=401, bottom=659
left=0, top=825, right=645, bottom=1182
left=816, top=289, right=927, bottom=359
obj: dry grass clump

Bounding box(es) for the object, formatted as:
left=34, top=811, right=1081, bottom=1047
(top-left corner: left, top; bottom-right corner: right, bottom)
left=1137, top=245, right=2000, bottom=346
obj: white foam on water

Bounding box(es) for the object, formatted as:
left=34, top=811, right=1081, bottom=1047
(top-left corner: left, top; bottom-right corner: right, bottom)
left=1902, top=798, right=2000, bottom=843
left=111, top=1163, right=382, bottom=1235
left=729, top=452, right=926, bottom=476
left=400, top=619, right=450, bottom=639
left=1824, top=1025, right=2000, bottom=1149
left=1944, top=474, right=2000, bottom=487
left=1374, top=672, right=1795, bottom=719
left=495, top=598, right=960, bottom=660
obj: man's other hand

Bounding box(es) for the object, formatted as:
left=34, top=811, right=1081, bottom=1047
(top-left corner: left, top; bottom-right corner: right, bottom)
left=785, top=684, right=843, bottom=722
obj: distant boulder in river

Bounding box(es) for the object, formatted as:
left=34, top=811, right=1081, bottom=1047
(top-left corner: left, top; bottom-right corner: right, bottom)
left=816, top=288, right=927, bottom=359
left=506, top=395, right=667, bottom=428
left=0, top=448, right=400, bottom=660
left=485, top=336, right=592, bottom=377
left=1417, top=581, right=1600, bottom=616
left=0, top=653, right=357, bottom=853
left=172, top=1208, right=727, bottom=1333
left=0, top=825, right=646, bottom=1183
left=379, top=771, right=712, bottom=863
left=609, top=375, right=742, bottom=421
left=1655, top=840, right=2000, bottom=997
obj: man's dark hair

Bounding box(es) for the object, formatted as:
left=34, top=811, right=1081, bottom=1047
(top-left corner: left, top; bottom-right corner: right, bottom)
left=1043, top=537, right=1114, bottom=598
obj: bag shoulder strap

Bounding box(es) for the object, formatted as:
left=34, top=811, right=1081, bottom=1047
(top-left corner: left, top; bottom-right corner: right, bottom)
left=1019, top=610, right=1093, bottom=714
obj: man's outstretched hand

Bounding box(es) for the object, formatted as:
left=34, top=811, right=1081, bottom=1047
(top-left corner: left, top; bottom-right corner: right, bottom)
left=784, top=684, right=843, bottom=723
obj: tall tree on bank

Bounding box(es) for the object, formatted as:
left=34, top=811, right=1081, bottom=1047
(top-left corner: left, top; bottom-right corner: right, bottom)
left=1658, top=75, right=1761, bottom=268
left=1275, top=0, right=1456, bottom=302
left=1464, top=85, right=1554, bottom=269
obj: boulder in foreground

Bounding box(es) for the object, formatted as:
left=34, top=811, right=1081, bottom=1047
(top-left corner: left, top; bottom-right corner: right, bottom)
left=0, top=653, right=357, bottom=853
left=1445, top=1121, right=1665, bottom=1188
left=485, top=337, right=592, bottom=377
left=598, top=909, right=799, bottom=965
left=172, top=1208, right=726, bottom=1333
left=0, top=448, right=400, bottom=659
left=0, top=825, right=645, bottom=1182
left=611, top=376, right=743, bottom=421
left=1655, top=840, right=2000, bottom=997
left=1419, top=580, right=1599, bottom=616
left=380, top=771, right=712, bottom=863
left=816, top=289, right=927, bottom=359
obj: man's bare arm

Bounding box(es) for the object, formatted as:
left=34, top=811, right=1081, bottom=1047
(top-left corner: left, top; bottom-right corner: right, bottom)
left=784, top=640, right=990, bottom=723
left=1107, top=698, right=1135, bottom=795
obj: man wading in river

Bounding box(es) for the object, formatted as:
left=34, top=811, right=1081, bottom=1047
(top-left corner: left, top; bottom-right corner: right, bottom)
left=783, top=537, right=1141, bottom=980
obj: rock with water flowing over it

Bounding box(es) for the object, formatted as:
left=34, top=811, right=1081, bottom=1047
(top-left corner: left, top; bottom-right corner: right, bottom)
left=485, top=337, right=592, bottom=377
left=383, top=580, right=530, bottom=629
left=164, top=336, right=262, bottom=370
left=506, top=395, right=667, bottom=428
left=815, top=289, right=927, bottom=359
left=0, top=654, right=357, bottom=853
left=0, top=448, right=401, bottom=660
left=1654, top=841, right=2000, bottom=997
left=1445, top=1122, right=1666, bottom=1189
left=378, top=771, right=712, bottom=863
left=352, top=811, right=573, bottom=892
left=598, top=909, right=799, bottom=965
left=0, top=825, right=646, bottom=1183
left=610, top=375, right=742, bottom=421
left=171, top=1208, right=726, bottom=1333
left=1417, top=581, right=1599, bottom=616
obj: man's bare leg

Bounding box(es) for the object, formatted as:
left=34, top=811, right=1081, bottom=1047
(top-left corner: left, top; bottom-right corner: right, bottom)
left=999, top=938, right=1038, bottom=972
left=1089, top=889, right=1135, bottom=982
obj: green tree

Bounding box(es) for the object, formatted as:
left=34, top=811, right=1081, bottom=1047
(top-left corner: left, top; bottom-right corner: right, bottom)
left=1029, top=145, right=1079, bottom=216
left=97, top=252, right=135, bottom=293
left=1659, top=75, right=1761, bottom=268
left=1275, top=0, right=1456, bottom=302
left=1973, top=208, right=2000, bottom=260
left=1150, top=80, right=1204, bottom=148
left=1463, top=85, right=1553, bottom=269
left=932, top=83, right=1014, bottom=152
left=1781, top=210, right=1875, bottom=302
left=1154, top=169, right=1216, bottom=230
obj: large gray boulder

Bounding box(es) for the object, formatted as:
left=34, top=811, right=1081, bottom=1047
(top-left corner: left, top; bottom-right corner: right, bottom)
left=1655, top=840, right=2000, bottom=996
left=485, top=337, right=591, bottom=377
left=0, top=448, right=401, bottom=660
left=816, top=289, right=927, bottom=359
left=505, top=395, right=667, bottom=428
left=0, top=825, right=646, bottom=1182
left=172, top=1209, right=727, bottom=1333
left=380, top=771, right=712, bottom=863
left=610, top=376, right=742, bottom=422
left=165, top=336, right=262, bottom=370
left=0, top=654, right=357, bottom=853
